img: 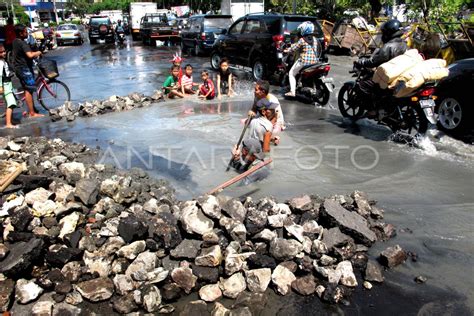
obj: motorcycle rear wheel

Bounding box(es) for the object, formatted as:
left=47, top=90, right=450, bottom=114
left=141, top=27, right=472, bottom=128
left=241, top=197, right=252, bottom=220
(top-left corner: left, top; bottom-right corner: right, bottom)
left=396, top=104, right=428, bottom=135
left=338, top=83, right=364, bottom=119
left=313, top=80, right=330, bottom=105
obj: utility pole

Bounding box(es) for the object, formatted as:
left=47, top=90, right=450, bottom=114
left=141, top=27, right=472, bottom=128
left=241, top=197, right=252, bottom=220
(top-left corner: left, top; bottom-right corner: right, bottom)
left=11, top=0, right=16, bottom=20
left=292, top=0, right=296, bottom=14
left=52, top=0, right=59, bottom=23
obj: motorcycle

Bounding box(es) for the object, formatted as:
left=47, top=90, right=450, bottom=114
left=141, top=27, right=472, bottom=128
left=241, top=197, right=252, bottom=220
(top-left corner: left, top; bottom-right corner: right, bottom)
left=116, top=31, right=126, bottom=45
left=338, top=64, right=438, bottom=135
left=278, top=43, right=334, bottom=105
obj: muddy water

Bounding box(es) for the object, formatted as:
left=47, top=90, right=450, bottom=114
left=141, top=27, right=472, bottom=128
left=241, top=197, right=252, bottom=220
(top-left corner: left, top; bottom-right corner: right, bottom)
left=1, top=42, right=473, bottom=314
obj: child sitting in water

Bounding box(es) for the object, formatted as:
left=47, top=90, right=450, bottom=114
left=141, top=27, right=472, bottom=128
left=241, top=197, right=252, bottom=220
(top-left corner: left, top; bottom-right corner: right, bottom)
left=217, top=58, right=234, bottom=99
left=198, top=71, right=215, bottom=100
left=180, top=64, right=198, bottom=95
left=162, top=65, right=184, bottom=98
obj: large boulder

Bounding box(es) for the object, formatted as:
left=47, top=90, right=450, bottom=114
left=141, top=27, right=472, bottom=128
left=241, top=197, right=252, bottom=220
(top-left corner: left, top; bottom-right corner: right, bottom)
left=320, top=199, right=376, bottom=246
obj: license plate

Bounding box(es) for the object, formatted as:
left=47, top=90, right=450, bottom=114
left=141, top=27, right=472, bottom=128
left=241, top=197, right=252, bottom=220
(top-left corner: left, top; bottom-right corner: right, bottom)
left=419, top=99, right=435, bottom=108
left=64, top=32, right=73, bottom=35
left=424, top=107, right=433, bottom=116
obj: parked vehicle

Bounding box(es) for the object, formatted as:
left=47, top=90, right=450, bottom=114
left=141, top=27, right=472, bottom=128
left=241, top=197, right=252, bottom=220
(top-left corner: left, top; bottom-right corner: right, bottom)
left=56, top=24, right=86, bottom=46
left=88, top=16, right=115, bottom=44
left=140, top=12, right=179, bottom=45
left=130, top=2, right=158, bottom=41
left=99, top=10, right=123, bottom=24
left=435, top=58, right=474, bottom=134
left=280, top=44, right=333, bottom=105
left=221, top=0, right=264, bottom=20
left=338, top=65, right=437, bottom=135
left=211, top=13, right=327, bottom=81
left=180, top=14, right=233, bottom=56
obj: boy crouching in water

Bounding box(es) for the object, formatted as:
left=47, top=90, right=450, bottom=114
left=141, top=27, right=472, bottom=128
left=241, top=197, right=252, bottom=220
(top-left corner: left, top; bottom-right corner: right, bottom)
left=162, top=65, right=184, bottom=98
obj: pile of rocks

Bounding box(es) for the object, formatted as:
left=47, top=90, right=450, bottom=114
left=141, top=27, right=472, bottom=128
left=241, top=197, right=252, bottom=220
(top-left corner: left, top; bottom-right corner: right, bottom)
left=0, top=136, right=408, bottom=315
left=49, top=91, right=164, bottom=122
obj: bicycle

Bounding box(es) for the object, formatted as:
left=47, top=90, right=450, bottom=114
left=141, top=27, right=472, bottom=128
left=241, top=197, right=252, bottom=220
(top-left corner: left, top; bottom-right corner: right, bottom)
left=1, top=58, right=71, bottom=118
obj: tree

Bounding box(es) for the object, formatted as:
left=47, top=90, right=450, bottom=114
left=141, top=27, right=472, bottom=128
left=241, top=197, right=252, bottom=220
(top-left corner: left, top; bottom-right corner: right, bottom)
left=66, top=0, right=91, bottom=17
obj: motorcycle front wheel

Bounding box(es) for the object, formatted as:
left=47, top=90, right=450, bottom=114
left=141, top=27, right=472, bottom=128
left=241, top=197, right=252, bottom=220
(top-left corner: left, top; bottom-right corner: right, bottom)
left=338, top=83, right=364, bottom=119
left=396, top=104, right=428, bottom=135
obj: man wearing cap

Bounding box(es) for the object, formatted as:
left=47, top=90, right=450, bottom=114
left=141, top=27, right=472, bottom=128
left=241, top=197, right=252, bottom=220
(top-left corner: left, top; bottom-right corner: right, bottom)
left=248, top=98, right=277, bottom=150
left=231, top=138, right=270, bottom=185
left=249, top=80, right=285, bottom=135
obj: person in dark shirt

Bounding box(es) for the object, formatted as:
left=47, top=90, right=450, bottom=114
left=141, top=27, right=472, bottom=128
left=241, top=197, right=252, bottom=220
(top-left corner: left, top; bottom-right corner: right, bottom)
left=217, top=58, right=233, bottom=99
left=12, top=24, right=43, bottom=117
left=231, top=138, right=270, bottom=185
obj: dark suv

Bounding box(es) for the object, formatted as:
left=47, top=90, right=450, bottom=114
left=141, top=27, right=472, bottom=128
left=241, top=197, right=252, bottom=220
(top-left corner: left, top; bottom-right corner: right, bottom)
left=210, top=13, right=326, bottom=81
left=180, top=14, right=233, bottom=56
left=88, top=16, right=115, bottom=44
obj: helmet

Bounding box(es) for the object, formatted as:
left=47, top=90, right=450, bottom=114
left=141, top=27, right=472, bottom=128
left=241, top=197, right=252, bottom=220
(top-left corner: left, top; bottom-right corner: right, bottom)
left=297, top=21, right=314, bottom=36
left=380, top=19, right=402, bottom=42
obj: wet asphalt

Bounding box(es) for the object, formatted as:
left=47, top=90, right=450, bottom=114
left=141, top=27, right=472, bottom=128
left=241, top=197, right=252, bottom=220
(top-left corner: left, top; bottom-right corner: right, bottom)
left=1, top=38, right=473, bottom=315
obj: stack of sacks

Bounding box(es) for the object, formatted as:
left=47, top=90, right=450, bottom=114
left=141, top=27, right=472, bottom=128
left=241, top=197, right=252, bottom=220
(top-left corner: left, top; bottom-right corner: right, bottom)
left=391, top=59, right=449, bottom=98
left=372, top=49, right=423, bottom=89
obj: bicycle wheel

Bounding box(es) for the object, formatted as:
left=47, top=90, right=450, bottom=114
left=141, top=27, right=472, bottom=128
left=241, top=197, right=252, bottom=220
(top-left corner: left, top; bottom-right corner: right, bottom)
left=38, top=80, right=71, bottom=111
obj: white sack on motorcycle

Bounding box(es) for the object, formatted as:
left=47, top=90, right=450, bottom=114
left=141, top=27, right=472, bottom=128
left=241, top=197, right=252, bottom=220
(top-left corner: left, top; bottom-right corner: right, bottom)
left=372, top=49, right=423, bottom=89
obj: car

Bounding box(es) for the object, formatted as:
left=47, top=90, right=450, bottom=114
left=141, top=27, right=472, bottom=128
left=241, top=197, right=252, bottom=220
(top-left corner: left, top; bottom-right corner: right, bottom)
left=435, top=58, right=474, bottom=135
left=210, top=13, right=326, bottom=81
left=140, top=12, right=180, bottom=45
left=180, top=14, right=233, bottom=56
left=88, top=16, right=115, bottom=44
left=56, top=24, right=86, bottom=46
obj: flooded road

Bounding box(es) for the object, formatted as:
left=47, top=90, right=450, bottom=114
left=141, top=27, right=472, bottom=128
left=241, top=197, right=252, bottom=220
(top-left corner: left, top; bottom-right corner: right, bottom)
left=1, top=39, right=473, bottom=314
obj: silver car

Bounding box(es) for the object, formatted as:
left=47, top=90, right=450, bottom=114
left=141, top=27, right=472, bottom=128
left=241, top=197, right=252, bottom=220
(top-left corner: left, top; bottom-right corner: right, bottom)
left=56, top=24, right=86, bottom=46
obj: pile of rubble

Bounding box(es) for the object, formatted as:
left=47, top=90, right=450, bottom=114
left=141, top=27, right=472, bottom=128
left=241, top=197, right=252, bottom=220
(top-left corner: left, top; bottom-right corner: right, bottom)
left=49, top=91, right=164, bottom=122
left=0, top=136, right=408, bottom=315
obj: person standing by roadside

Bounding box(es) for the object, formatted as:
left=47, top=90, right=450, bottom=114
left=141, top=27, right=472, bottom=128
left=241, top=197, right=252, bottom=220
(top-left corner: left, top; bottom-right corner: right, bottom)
left=12, top=24, right=43, bottom=118
left=0, top=44, right=18, bottom=128
left=4, top=18, right=16, bottom=52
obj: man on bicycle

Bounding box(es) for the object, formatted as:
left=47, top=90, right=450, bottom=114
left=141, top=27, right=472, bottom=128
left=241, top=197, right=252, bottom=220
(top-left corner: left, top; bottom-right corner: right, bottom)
left=12, top=24, right=43, bottom=118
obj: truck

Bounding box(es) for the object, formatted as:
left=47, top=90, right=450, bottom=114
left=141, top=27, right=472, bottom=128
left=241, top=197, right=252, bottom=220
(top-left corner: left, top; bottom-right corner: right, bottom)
left=220, top=0, right=264, bottom=20
left=130, top=2, right=158, bottom=41
left=140, top=11, right=179, bottom=46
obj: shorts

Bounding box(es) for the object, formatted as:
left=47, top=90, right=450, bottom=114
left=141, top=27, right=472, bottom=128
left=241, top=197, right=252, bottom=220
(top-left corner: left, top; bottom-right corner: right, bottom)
left=2, top=81, right=17, bottom=109
left=15, top=67, right=36, bottom=93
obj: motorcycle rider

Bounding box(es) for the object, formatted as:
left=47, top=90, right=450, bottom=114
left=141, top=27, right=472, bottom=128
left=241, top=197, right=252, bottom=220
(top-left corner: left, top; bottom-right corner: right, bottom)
left=115, top=20, right=125, bottom=42
left=354, top=19, right=407, bottom=115
left=284, top=21, right=320, bottom=97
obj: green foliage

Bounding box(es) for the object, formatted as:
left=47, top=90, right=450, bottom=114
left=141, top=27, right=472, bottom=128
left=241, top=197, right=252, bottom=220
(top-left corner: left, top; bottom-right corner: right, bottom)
left=87, top=0, right=133, bottom=14
left=66, top=0, right=91, bottom=17
left=404, top=0, right=471, bottom=22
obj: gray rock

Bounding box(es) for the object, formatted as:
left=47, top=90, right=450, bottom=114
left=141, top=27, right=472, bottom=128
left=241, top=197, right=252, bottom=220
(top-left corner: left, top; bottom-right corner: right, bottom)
left=321, top=200, right=376, bottom=246
left=199, top=284, right=222, bottom=302
left=170, top=239, right=203, bottom=260
left=0, top=239, right=43, bottom=277
left=32, top=300, right=53, bottom=316
left=64, top=291, right=83, bottom=306
left=112, top=292, right=138, bottom=314
left=220, top=272, right=246, bottom=299
left=161, top=283, right=182, bottom=301
left=195, top=245, right=223, bottom=267
left=245, top=268, right=272, bottom=292
left=222, top=199, right=247, bottom=222
left=171, top=267, right=197, bottom=294
left=192, top=265, right=220, bottom=283
left=113, top=274, right=136, bottom=295
left=7, top=141, right=21, bottom=151
left=118, top=214, right=148, bottom=243
left=267, top=214, right=288, bottom=228
left=229, top=307, right=252, bottom=316
left=146, top=267, right=169, bottom=284
left=142, top=285, right=161, bottom=313
left=336, top=261, right=358, bottom=287
left=365, top=261, right=384, bottom=283
left=230, top=224, right=247, bottom=243
left=117, top=240, right=146, bottom=260
left=198, top=195, right=222, bottom=219
left=59, top=162, right=85, bottom=184
left=380, top=245, right=407, bottom=268
left=291, top=275, right=317, bottom=295
left=125, top=251, right=158, bottom=278
left=252, top=229, right=277, bottom=242
left=76, top=277, right=114, bottom=302
left=351, top=191, right=372, bottom=218
left=151, top=211, right=182, bottom=250
left=32, top=200, right=58, bottom=217
left=58, top=212, right=80, bottom=240
left=180, top=203, right=214, bottom=235
left=269, top=238, right=303, bottom=261
left=25, top=187, right=53, bottom=205
left=74, top=179, right=99, bottom=206
left=284, top=223, right=305, bottom=243
left=244, top=208, right=267, bottom=235
left=158, top=304, right=175, bottom=314
left=289, top=195, right=313, bottom=211
left=0, top=279, right=15, bottom=312
left=225, top=252, right=255, bottom=275
left=15, top=279, right=44, bottom=304
left=52, top=302, right=82, bottom=316
left=212, top=302, right=230, bottom=316
left=271, top=265, right=296, bottom=295
left=0, top=244, right=10, bottom=260
left=181, top=300, right=208, bottom=316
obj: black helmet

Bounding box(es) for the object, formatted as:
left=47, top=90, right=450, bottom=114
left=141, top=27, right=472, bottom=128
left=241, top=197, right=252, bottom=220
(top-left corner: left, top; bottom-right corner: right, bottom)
left=381, top=19, right=402, bottom=42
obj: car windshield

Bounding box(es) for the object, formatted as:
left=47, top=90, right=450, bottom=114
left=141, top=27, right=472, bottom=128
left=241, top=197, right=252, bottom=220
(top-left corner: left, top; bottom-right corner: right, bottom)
left=148, top=15, right=166, bottom=23
left=57, top=25, right=77, bottom=31
left=285, top=19, right=323, bottom=37
left=90, top=18, right=109, bottom=26
left=204, top=18, right=232, bottom=29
